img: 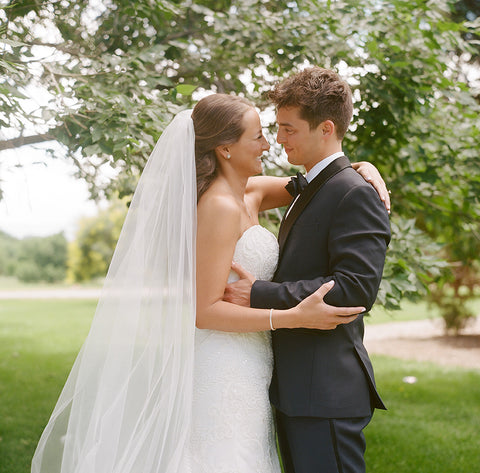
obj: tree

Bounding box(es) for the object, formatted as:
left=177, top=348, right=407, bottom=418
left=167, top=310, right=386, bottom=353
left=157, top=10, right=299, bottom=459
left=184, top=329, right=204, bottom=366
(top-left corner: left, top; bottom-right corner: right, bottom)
left=0, top=229, right=18, bottom=276
left=453, top=0, right=480, bottom=64
left=14, top=232, right=68, bottom=283
left=2, top=0, right=479, bottom=321
left=67, top=199, right=127, bottom=282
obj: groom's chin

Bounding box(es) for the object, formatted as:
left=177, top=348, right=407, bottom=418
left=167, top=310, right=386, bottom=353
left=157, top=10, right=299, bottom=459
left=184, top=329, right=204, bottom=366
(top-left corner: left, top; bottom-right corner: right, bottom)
left=286, top=155, right=300, bottom=166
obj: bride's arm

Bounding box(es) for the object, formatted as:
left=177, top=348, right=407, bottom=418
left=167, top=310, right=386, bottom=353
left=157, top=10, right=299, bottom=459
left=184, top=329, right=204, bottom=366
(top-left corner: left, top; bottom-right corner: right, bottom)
left=246, top=161, right=390, bottom=213
left=196, top=195, right=362, bottom=332
left=245, top=175, right=291, bottom=212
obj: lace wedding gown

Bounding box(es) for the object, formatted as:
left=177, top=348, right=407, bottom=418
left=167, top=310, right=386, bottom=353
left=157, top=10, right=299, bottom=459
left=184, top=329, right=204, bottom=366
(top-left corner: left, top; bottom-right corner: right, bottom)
left=181, top=225, right=281, bottom=473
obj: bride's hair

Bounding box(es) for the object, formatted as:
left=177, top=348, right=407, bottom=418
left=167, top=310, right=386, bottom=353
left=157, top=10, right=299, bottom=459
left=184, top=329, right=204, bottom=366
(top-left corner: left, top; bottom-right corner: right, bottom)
left=192, top=93, right=253, bottom=201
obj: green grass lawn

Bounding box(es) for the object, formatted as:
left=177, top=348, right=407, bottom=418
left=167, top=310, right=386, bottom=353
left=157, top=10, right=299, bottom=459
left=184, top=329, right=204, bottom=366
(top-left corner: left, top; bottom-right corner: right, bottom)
left=365, top=356, right=480, bottom=472
left=0, top=299, right=97, bottom=473
left=1, top=298, right=479, bottom=473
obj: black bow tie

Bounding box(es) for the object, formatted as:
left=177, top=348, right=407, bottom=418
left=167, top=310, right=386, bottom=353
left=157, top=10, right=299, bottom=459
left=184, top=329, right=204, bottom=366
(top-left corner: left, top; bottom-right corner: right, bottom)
left=285, top=172, right=308, bottom=197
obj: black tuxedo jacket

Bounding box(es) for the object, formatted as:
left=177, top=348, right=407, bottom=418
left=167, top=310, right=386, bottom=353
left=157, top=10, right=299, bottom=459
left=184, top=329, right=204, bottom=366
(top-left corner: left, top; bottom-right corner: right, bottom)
left=251, top=156, right=391, bottom=418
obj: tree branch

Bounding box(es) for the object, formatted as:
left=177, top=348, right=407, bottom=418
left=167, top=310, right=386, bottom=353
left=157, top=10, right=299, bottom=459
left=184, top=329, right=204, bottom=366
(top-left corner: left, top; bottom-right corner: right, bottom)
left=23, top=28, right=200, bottom=59
left=0, top=129, right=61, bottom=151
left=25, top=40, right=94, bottom=58
left=164, top=29, right=197, bottom=42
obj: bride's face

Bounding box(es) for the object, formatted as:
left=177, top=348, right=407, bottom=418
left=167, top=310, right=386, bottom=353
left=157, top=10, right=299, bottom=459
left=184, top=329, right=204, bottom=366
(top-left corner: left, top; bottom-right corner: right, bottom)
left=227, top=108, right=270, bottom=176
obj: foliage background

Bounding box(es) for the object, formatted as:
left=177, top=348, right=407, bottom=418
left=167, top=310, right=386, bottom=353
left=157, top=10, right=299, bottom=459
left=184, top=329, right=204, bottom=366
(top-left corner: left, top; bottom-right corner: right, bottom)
left=0, top=230, right=67, bottom=282
left=1, top=0, right=479, bottom=326
left=66, top=199, right=127, bottom=282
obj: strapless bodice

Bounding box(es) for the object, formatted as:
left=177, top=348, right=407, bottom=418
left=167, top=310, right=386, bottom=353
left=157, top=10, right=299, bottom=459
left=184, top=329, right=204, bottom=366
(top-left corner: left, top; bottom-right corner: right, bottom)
left=228, top=225, right=279, bottom=283
left=186, top=225, right=282, bottom=472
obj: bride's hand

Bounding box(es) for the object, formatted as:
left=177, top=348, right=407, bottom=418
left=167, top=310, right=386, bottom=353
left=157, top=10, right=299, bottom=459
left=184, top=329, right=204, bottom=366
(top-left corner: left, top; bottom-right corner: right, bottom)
left=293, top=281, right=364, bottom=330
left=352, top=161, right=391, bottom=214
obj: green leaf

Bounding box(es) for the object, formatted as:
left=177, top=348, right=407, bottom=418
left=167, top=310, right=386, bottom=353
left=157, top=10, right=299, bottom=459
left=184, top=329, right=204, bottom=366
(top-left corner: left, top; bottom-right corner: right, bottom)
left=175, top=84, right=198, bottom=96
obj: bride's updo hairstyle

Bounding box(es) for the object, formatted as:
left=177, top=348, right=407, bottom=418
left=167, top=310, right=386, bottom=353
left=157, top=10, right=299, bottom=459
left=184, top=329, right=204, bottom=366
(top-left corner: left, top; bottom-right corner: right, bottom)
left=192, top=93, right=254, bottom=201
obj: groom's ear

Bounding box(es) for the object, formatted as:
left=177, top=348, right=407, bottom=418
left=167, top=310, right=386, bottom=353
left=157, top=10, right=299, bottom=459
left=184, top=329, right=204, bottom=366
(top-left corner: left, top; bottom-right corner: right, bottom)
left=318, top=120, right=335, bottom=137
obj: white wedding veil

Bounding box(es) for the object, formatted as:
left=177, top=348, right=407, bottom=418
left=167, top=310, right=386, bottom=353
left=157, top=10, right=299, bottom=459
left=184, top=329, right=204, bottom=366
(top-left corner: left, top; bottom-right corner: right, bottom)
left=32, top=110, right=197, bottom=473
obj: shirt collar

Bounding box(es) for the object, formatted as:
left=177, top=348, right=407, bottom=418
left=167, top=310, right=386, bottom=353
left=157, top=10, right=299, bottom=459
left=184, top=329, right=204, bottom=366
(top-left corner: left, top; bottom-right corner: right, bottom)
left=305, top=152, right=345, bottom=183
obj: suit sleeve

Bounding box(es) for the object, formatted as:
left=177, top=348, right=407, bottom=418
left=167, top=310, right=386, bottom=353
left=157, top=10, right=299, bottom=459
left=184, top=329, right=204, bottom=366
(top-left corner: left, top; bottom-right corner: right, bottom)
left=251, top=184, right=391, bottom=311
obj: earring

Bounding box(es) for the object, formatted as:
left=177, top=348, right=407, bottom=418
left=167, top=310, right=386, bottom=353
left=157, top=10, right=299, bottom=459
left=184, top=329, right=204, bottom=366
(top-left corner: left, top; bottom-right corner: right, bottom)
left=226, top=153, right=231, bottom=160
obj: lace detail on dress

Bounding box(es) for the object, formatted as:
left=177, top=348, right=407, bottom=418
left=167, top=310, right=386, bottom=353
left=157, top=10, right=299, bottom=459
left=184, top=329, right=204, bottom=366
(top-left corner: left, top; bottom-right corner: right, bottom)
left=228, top=225, right=279, bottom=283
left=182, top=225, right=281, bottom=473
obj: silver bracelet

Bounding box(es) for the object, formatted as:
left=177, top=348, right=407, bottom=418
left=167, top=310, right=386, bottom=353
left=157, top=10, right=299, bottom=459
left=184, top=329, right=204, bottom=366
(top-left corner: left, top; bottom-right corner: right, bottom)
left=269, top=308, right=276, bottom=331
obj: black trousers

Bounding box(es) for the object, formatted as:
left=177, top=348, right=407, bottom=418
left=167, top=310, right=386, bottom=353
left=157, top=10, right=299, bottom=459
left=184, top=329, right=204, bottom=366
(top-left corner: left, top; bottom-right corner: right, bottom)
left=276, top=409, right=373, bottom=473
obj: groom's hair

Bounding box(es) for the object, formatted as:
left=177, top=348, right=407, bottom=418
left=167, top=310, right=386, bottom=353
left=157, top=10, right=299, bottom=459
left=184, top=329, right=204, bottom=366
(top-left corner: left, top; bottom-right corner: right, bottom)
left=268, top=67, right=353, bottom=140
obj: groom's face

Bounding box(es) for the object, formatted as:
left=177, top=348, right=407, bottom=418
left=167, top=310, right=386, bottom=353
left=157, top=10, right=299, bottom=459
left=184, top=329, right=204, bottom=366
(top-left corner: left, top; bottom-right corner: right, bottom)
left=276, top=107, right=324, bottom=172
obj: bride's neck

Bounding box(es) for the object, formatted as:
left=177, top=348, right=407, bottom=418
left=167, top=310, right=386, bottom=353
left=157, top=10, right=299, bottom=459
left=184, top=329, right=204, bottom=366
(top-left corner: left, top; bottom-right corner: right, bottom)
left=216, top=170, right=248, bottom=201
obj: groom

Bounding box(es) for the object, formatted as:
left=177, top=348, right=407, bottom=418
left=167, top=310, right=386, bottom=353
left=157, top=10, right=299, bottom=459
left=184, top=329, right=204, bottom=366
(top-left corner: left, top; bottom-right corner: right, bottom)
left=225, top=67, right=391, bottom=472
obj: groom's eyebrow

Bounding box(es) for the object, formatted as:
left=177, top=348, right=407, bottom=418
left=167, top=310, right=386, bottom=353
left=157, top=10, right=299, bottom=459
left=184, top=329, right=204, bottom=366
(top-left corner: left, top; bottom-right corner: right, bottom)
left=277, top=120, right=293, bottom=127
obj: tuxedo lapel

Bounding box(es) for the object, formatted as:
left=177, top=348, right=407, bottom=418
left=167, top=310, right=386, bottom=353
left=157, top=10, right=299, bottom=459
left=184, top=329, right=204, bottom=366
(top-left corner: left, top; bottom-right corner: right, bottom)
left=278, top=156, right=351, bottom=254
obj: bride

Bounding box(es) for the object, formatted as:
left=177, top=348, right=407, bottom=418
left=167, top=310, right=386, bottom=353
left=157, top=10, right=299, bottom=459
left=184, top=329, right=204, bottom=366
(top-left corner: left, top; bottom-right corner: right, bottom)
left=32, top=93, right=388, bottom=473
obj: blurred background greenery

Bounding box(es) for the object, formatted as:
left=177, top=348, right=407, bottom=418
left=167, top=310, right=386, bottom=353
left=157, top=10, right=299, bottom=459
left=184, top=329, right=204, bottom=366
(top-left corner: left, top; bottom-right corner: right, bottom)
left=2, top=0, right=479, bottom=331
left=1, top=1, right=479, bottom=470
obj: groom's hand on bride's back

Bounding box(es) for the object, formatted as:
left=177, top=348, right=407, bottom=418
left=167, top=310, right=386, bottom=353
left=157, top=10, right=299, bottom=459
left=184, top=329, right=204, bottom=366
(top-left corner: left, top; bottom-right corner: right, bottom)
left=223, top=262, right=255, bottom=307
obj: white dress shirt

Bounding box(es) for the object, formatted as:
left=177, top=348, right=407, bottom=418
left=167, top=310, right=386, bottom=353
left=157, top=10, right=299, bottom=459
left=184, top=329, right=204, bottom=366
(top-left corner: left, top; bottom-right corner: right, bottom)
left=305, top=151, right=345, bottom=183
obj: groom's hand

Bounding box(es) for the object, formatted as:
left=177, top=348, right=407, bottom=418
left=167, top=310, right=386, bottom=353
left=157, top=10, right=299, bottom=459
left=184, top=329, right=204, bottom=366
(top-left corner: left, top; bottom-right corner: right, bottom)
left=223, top=262, right=255, bottom=307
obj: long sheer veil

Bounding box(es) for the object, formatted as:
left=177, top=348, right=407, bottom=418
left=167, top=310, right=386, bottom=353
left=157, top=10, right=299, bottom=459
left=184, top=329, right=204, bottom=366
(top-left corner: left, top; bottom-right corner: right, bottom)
left=32, top=110, right=197, bottom=473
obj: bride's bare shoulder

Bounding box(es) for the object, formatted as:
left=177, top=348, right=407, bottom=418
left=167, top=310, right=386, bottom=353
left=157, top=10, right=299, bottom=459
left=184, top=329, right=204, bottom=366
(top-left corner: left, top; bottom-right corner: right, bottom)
left=197, top=186, right=242, bottom=232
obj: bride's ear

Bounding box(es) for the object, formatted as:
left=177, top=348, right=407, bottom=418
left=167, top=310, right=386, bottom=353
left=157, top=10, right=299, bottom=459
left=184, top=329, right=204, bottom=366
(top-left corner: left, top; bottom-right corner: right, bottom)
left=215, top=145, right=231, bottom=160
